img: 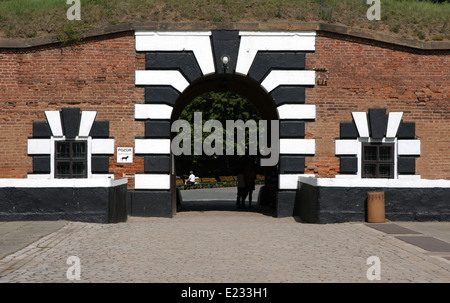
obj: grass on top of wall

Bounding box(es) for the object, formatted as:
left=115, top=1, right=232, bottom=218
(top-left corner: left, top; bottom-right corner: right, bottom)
left=0, top=0, right=448, bottom=42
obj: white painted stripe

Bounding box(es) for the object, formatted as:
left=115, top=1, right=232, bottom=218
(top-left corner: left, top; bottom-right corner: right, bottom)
left=335, top=139, right=359, bottom=155
left=385, top=112, right=403, bottom=138
left=91, top=174, right=115, bottom=179
left=397, top=175, right=421, bottom=180
left=3, top=178, right=127, bottom=188
left=27, top=139, right=51, bottom=155
left=260, top=70, right=316, bottom=93
left=135, top=31, right=215, bottom=75
left=277, top=104, right=316, bottom=120
left=279, top=139, right=315, bottom=154
left=45, top=111, right=63, bottom=137
left=134, top=174, right=170, bottom=190
left=134, top=104, right=173, bottom=120
left=91, top=138, right=115, bottom=154
left=135, top=70, right=190, bottom=93
left=78, top=111, right=97, bottom=137
left=298, top=176, right=450, bottom=188
left=236, top=31, right=316, bottom=75
left=352, top=112, right=370, bottom=137
left=27, top=174, right=51, bottom=179
left=279, top=174, right=310, bottom=190
left=135, top=138, right=171, bottom=154
left=398, top=139, right=421, bottom=155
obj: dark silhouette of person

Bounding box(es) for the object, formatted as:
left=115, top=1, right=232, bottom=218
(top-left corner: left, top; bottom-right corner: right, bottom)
left=244, top=163, right=256, bottom=208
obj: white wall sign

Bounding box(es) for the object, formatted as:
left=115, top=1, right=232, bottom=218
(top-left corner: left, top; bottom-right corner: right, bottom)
left=117, top=147, right=133, bottom=163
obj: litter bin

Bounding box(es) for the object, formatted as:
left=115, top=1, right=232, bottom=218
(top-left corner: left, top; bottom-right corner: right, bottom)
left=367, top=191, right=385, bottom=223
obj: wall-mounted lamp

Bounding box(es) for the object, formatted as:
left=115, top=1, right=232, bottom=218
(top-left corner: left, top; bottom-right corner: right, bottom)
left=221, top=55, right=230, bottom=73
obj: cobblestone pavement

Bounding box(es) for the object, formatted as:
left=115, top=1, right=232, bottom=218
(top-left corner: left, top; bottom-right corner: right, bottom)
left=0, top=210, right=449, bottom=283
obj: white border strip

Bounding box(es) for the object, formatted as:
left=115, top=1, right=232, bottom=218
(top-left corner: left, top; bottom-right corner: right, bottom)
left=261, top=70, right=315, bottom=93
left=398, top=140, right=421, bottom=155
left=298, top=176, right=450, bottom=188
left=91, top=138, right=115, bottom=155
left=135, top=104, right=173, bottom=120
left=335, top=139, right=358, bottom=155
left=0, top=178, right=127, bottom=188
left=135, top=174, right=170, bottom=190
left=135, top=139, right=171, bottom=154
left=352, top=112, right=369, bottom=138
left=135, top=31, right=215, bottom=75
left=45, top=111, right=63, bottom=137
left=386, top=112, right=403, bottom=138
left=277, top=104, right=316, bottom=120
left=236, top=31, right=316, bottom=75
left=27, top=139, right=51, bottom=155
left=135, top=70, right=190, bottom=93
left=280, top=174, right=308, bottom=190
left=78, top=111, right=97, bottom=137
left=280, top=139, right=315, bottom=154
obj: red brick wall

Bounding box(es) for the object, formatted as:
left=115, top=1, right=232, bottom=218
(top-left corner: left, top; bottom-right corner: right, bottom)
left=306, top=33, right=450, bottom=179
left=1, top=31, right=449, bottom=185
left=0, top=32, right=145, bottom=187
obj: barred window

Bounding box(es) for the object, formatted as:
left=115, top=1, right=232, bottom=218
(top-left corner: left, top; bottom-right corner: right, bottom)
left=362, top=143, right=394, bottom=178
left=55, top=140, right=87, bottom=178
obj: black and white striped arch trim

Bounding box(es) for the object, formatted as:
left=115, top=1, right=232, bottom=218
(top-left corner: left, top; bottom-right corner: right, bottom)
left=134, top=31, right=317, bottom=190
left=335, top=108, right=420, bottom=179
left=27, top=107, right=114, bottom=179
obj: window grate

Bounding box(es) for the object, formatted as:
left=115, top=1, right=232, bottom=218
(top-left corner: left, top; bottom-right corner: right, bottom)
left=362, top=142, right=394, bottom=178
left=55, top=140, right=87, bottom=178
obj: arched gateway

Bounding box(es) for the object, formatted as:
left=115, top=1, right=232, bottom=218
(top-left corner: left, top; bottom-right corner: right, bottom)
left=130, top=31, right=317, bottom=217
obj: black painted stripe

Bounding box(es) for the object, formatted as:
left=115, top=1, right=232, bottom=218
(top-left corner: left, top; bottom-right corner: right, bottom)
left=61, top=108, right=80, bottom=139
left=91, top=155, right=110, bottom=174
left=368, top=108, right=387, bottom=139
left=280, top=121, right=305, bottom=138
left=339, top=156, right=358, bottom=174
left=32, top=155, right=51, bottom=174
left=279, top=156, right=305, bottom=174
left=340, top=121, right=359, bottom=139
left=144, top=155, right=170, bottom=173
left=397, top=121, right=416, bottom=139
left=248, top=52, right=306, bottom=83
left=145, top=51, right=202, bottom=83
left=270, top=86, right=306, bottom=106
left=145, top=120, right=171, bottom=138
left=211, top=30, right=240, bottom=75
left=32, top=121, right=52, bottom=138
left=89, top=121, right=110, bottom=138
left=397, top=156, right=416, bottom=174
left=145, top=86, right=180, bottom=107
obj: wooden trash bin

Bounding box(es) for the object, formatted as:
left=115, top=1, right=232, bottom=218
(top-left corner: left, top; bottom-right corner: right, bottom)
left=367, top=191, right=385, bottom=223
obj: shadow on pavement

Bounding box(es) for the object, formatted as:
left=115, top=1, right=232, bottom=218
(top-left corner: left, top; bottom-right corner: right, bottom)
left=177, top=199, right=276, bottom=217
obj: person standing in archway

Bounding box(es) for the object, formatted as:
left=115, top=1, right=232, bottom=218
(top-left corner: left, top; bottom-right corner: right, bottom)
left=244, top=162, right=256, bottom=208
left=236, top=169, right=248, bottom=208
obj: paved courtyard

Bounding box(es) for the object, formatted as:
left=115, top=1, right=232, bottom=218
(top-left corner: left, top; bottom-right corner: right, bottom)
left=0, top=187, right=449, bottom=283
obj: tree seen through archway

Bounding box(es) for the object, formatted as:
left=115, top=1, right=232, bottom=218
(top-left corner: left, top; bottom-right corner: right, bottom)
left=174, top=91, right=264, bottom=180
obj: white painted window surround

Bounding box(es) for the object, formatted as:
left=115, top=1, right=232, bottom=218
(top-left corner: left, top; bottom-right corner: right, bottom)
left=28, top=137, right=115, bottom=180
left=28, top=110, right=114, bottom=180
left=335, top=138, right=399, bottom=179
left=336, top=111, right=421, bottom=180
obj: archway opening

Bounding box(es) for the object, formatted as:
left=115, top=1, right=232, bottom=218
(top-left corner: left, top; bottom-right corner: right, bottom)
left=170, top=74, right=279, bottom=215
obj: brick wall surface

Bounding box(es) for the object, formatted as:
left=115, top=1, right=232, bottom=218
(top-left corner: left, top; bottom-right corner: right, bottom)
left=0, top=33, right=145, bottom=188
left=306, top=33, right=450, bottom=179
left=0, top=31, right=449, bottom=186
